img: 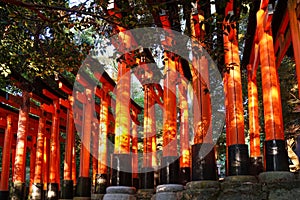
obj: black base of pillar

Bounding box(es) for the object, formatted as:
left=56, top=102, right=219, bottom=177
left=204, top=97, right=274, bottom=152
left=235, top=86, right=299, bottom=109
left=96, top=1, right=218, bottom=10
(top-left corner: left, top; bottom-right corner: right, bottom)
left=192, top=143, right=217, bottom=180
left=11, top=182, right=26, bottom=200
left=46, top=183, right=59, bottom=200
left=31, top=183, right=43, bottom=200
left=111, top=154, right=132, bottom=186
left=0, top=190, right=9, bottom=200
left=95, top=174, right=108, bottom=194
left=249, top=157, right=263, bottom=176
left=140, top=167, right=154, bottom=189
left=133, top=178, right=139, bottom=190
left=160, top=156, right=180, bottom=184
left=61, top=180, right=73, bottom=199
left=75, top=177, right=91, bottom=197
left=180, top=167, right=190, bottom=185
left=264, top=140, right=289, bottom=171
left=43, top=190, right=47, bottom=200
left=228, top=144, right=250, bottom=176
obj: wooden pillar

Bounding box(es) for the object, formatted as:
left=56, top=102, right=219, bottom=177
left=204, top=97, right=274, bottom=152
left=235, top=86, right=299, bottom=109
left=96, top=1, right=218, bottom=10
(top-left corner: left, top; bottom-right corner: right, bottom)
left=32, top=112, right=45, bottom=200
left=72, top=140, right=77, bottom=188
left=288, top=0, right=300, bottom=98
left=190, top=5, right=217, bottom=181
left=247, top=65, right=263, bottom=175
left=12, top=90, right=30, bottom=200
left=95, top=90, right=109, bottom=194
left=47, top=100, right=60, bottom=199
left=131, top=122, right=139, bottom=189
left=0, top=114, right=13, bottom=200
left=140, top=84, right=156, bottom=189
left=61, top=96, right=75, bottom=199
left=92, top=123, right=98, bottom=192
left=223, top=0, right=249, bottom=176
left=76, top=88, right=92, bottom=198
left=157, top=11, right=180, bottom=185
left=29, top=136, right=37, bottom=197
left=257, top=1, right=289, bottom=171
left=111, top=52, right=133, bottom=187
left=43, top=135, right=50, bottom=196
left=178, top=79, right=190, bottom=185
left=143, top=85, right=153, bottom=168
left=161, top=51, right=179, bottom=184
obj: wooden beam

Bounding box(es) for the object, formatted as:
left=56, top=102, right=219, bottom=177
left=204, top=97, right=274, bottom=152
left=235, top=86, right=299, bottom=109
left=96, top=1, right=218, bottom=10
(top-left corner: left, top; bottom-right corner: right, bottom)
left=58, top=82, right=72, bottom=95
left=42, top=89, right=58, bottom=100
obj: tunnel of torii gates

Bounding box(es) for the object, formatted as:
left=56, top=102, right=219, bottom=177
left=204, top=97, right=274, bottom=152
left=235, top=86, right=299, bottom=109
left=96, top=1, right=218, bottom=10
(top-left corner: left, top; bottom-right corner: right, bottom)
left=0, top=0, right=300, bottom=199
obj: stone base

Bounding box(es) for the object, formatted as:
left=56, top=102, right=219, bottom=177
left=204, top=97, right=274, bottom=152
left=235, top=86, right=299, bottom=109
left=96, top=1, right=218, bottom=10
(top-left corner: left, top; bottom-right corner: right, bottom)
left=103, top=186, right=136, bottom=200
left=137, top=189, right=154, bottom=200
left=258, top=171, right=295, bottom=183
left=73, top=197, right=91, bottom=200
left=224, top=175, right=258, bottom=183
left=91, top=193, right=104, bottom=200
left=154, top=184, right=183, bottom=200
left=31, top=183, right=43, bottom=200
left=183, top=181, right=220, bottom=200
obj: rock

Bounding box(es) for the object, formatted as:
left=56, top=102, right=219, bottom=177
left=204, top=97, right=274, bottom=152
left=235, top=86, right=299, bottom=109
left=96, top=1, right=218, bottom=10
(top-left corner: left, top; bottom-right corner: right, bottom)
left=258, top=172, right=295, bottom=183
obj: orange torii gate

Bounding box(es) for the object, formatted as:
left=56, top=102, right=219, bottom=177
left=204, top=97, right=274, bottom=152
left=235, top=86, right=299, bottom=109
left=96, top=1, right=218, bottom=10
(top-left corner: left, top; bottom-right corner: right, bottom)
left=189, top=1, right=217, bottom=181
left=222, top=0, right=250, bottom=176
left=244, top=0, right=290, bottom=172
left=69, top=68, right=142, bottom=197
left=0, top=79, right=68, bottom=200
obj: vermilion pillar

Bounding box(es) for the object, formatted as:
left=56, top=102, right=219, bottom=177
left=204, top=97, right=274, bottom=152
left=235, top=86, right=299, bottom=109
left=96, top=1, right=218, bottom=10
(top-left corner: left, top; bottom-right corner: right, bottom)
left=12, top=90, right=30, bottom=200
left=132, top=122, right=139, bottom=189
left=257, top=1, right=289, bottom=171
left=29, top=136, right=37, bottom=197
left=161, top=51, right=179, bottom=184
left=43, top=135, right=50, bottom=195
left=223, top=0, right=249, bottom=175
left=32, top=112, right=45, bottom=200
left=190, top=6, right=217, bottom=180
left=0, top=114, right=13, bottom=200
left=111, top=52, right=133, bottom=187
left=178, top=80, right=190, bottom=185
left=92, top=123, right=98, bottom=192
left=61, top=96, right=75, bottom=199
left=159, top=11, right=180, bottom=184
left=72, top=142, right=77, bottom=188
left=95, top=90, right=109, bottom=194
left=48, top=101, right=60, bottom=199
left=247, top=65, right=263, bottom=175
left=141, top=84, right=156, bottom=189
left=77, top=89, right=92, bottom=198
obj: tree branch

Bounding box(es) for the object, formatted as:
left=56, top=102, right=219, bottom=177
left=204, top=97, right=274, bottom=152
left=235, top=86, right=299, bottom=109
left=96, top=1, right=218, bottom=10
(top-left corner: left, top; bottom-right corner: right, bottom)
left=1, top=0, right=128, bottom=28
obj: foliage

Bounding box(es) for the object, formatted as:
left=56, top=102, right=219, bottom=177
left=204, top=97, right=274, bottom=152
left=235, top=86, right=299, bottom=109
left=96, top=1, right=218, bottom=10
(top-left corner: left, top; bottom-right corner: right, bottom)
left=0, top=1, right=91, bottom=83
left=278, top=56, right=300, bottom=137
